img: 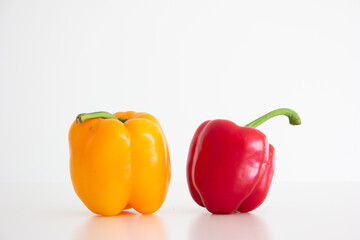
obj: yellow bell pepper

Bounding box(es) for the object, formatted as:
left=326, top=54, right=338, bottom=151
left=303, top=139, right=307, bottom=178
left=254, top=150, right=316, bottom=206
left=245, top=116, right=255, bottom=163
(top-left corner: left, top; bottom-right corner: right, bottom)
left=69, top=111, right=171, bottom=216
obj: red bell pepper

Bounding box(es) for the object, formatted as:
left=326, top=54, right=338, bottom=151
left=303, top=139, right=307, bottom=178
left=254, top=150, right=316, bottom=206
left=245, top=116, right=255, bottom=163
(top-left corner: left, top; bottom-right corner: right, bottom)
left=186, top=108, right=301, bottom=214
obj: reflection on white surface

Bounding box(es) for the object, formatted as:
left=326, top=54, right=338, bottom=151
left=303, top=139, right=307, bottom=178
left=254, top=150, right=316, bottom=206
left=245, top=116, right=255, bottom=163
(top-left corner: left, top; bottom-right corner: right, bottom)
left=73, top=211, right=166, bottom=240
left=0, top=182, right=359, bottom=239
left=189, top=213, right=271, bottom=240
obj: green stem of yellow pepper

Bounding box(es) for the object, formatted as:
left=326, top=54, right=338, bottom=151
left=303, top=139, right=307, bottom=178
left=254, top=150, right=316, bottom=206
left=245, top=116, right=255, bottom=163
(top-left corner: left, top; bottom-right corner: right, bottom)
left=76, top=111, right=128, bottom=124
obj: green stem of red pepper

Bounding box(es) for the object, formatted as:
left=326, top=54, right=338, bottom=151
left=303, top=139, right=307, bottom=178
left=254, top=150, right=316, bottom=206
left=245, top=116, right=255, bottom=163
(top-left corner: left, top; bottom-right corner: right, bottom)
left=76, top=112, right=128, bottom=124
left=245, top=108, right=301, bottom=128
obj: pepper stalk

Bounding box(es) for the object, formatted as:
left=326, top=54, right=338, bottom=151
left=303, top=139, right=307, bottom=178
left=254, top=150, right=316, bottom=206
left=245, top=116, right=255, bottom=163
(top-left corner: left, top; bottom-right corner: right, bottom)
left=245, top=108, right=301, bottom=128
left=76, top=111, right=128, bottom=124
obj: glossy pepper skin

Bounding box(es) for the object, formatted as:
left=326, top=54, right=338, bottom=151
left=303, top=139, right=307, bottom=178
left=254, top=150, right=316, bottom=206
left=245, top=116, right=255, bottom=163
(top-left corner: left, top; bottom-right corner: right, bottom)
left=69, top=111, right=171, bottom=216
left=187, top=108, right=300, bottom=214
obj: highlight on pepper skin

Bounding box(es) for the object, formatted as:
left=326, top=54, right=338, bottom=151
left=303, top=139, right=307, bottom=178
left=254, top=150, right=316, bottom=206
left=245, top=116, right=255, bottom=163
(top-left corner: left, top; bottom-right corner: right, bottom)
left=69, top=111, right=171, bottom=216
left=186, top=108, right=300, bottom=214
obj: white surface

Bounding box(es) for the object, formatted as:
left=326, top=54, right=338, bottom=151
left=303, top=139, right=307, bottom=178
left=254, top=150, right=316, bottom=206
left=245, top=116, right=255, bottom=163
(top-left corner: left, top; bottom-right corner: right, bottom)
left=1, top=0, right=360, bottom=184
left=1, top=181, right=359, bottom=240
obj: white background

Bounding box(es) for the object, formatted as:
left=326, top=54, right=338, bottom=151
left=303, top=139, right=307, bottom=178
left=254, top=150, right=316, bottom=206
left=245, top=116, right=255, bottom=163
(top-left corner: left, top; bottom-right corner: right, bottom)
left=1, top=0, right=360, bottom=239
left=1, top=0, right=360, bottom=183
